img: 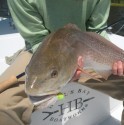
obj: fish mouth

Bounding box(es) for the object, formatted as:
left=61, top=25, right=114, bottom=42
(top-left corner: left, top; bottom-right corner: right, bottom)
left=28, top=94, right=56, bottom=106
left=26, top=90, right=60, bottom=108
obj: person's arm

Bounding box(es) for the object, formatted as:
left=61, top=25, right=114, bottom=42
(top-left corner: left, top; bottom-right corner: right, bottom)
left=7, top=0, right=49, bottom=52
left=86, top=0, right=110, bottom=38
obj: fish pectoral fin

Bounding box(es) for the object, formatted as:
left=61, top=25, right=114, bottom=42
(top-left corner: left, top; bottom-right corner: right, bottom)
left=77, top=66, right=103, bottom=82
left=96, top=71, right=111, bottom=80
left=78, top=76, right=92, bottom=83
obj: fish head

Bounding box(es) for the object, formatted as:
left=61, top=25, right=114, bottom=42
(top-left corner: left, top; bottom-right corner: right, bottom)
left=25, top=27, right=78, bottom=107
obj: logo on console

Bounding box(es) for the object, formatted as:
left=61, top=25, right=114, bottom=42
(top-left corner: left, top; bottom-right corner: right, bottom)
left=42, top=88, right=95, bottom=123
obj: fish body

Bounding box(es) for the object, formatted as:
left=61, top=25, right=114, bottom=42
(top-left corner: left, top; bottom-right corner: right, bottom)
left=25, top=24, right=124, bottom=108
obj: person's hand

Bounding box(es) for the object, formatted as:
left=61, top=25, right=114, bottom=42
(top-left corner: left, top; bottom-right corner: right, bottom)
left=112, top=61, right=124, bottom=76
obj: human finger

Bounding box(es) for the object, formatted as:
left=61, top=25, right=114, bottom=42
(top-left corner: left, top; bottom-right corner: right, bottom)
left=112, top=62, right=118, bottom=75
left=117, top=61, right=123, bottom=76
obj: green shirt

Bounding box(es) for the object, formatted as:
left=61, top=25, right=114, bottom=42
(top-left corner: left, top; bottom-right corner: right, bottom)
left=7, top=0, right=110, bottom=52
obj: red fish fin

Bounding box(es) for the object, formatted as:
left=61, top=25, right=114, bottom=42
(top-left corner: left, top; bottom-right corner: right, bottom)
left=96, top=71, right=111, bottom=80
left=77, top=65, right=103, bottom=82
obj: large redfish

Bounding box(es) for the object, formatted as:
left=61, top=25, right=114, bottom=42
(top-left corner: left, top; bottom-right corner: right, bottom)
left=25, top=24, right=124, bottom=109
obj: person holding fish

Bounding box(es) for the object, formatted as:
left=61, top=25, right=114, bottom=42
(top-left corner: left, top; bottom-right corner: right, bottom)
left=0, top=0, right=124, bottom=125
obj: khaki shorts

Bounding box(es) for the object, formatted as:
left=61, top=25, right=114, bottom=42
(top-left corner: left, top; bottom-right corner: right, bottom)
left=0, top=50, right=32, bottom=82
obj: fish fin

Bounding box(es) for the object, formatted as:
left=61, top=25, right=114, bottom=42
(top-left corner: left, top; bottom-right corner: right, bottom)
left=77, top=66, right=103, bottom=82
left=78, top=75, right=92, bottom=83
left=96, top=71, right=111, bottom=80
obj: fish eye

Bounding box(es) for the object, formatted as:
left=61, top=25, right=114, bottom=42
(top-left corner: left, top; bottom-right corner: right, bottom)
left=51, top=70, right=58, bottom=78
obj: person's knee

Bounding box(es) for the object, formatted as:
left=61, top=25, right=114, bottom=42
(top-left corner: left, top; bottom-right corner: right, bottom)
left=0, top=51, right=32, bottom=82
